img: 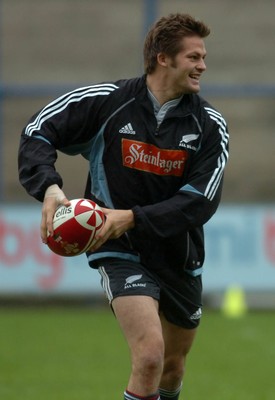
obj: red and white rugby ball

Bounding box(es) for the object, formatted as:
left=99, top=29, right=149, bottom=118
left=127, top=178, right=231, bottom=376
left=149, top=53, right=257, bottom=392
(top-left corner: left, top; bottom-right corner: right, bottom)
left=47, top=198, right=105, bottom=257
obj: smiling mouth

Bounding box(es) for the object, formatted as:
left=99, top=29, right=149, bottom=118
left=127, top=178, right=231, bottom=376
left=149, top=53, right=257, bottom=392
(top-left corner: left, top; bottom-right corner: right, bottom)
left=189, top=74, right=200, bottom=81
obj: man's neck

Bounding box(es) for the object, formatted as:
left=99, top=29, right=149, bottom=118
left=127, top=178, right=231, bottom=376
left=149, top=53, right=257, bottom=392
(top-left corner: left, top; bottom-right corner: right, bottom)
left=146, top=74, right=182, bottom=106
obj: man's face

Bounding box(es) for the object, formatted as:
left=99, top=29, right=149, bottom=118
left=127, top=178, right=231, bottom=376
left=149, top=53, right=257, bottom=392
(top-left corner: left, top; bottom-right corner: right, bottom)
left=166, top=35, right=207, bottom=94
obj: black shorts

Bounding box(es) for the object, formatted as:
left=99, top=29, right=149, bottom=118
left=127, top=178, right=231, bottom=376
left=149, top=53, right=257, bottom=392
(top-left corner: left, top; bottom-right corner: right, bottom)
left=94, top=257, right=203, bottom=329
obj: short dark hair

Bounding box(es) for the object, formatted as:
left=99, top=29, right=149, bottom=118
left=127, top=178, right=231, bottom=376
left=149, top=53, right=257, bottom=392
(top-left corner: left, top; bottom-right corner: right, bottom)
left=143, top=13, right=210, bottom=74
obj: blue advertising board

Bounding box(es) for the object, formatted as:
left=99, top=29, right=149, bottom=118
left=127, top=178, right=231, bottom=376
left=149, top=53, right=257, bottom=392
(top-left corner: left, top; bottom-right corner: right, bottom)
left=1, top=204, right=275, bottom=294
left=204, top=205, right=275, bottom=290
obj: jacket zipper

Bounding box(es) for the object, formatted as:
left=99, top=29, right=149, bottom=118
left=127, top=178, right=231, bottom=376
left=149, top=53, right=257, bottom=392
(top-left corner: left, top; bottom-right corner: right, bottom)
left=155, top=122, right=161, bottom=136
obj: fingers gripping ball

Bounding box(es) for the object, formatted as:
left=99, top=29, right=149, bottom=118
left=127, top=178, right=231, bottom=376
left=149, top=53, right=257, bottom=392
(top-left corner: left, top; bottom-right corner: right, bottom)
left=47, top=199, right=105, bottom=257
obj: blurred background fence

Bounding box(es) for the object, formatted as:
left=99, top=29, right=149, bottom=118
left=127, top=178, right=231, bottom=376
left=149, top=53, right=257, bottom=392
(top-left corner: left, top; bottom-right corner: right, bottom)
left=1, top=0, right=275, bottom=307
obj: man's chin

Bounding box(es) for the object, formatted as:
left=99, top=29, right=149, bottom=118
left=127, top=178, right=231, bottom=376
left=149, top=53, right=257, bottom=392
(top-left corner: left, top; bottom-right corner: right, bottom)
left=185, top=85, right=200, bottom=94
left=191, top=82, right=201, bottom=92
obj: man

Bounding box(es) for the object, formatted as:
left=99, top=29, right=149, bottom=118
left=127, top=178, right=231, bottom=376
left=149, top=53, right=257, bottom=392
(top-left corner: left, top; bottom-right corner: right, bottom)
left=19, top=13, right=229, bottom=400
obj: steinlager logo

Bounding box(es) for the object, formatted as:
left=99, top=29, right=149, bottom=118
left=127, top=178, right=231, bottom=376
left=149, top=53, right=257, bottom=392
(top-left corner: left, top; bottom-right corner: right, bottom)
left=122, top=139, right=188, bottom=176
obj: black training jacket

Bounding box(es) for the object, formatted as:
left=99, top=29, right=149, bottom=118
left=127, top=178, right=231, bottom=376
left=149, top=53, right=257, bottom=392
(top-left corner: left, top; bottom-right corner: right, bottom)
left=18, top=75, right=229, bottom=276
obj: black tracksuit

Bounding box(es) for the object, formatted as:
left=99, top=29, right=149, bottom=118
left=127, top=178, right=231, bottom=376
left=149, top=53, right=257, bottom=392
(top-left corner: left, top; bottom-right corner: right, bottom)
left=18, top=75, right=229, bottom=277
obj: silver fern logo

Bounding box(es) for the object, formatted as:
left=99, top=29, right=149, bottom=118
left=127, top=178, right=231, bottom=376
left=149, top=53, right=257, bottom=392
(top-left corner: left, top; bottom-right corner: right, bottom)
left=124, top=274, right=146, bottom=289
left=125, top=274, right=142, bottom=284
left=179, top=134, right=200, bottom=150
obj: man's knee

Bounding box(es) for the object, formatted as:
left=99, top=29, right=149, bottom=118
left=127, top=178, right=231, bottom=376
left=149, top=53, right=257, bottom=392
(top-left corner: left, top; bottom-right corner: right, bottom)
left=162, top=355, right=185, bottom=384
left=132, top=333, right=165, bottom=376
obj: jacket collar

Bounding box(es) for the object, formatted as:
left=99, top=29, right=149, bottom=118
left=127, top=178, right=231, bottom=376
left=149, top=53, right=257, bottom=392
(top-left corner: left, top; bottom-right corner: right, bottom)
left=136, top=75, right=195, bottom=118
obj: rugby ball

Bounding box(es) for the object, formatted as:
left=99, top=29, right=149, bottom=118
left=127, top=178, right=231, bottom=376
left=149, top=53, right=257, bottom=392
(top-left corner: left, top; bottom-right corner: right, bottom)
left=47, top=198, right=105, bottom=257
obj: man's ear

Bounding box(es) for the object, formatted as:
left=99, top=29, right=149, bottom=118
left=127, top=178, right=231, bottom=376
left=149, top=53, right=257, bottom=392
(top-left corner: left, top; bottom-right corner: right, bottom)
left=157, top=52, right=169, bottom=67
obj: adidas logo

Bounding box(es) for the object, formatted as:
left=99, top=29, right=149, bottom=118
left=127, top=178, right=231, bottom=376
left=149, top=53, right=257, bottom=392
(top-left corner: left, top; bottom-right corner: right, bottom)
left=119, top=123, right=135, bottom=135
left=190, top=307, right=202, bottom=320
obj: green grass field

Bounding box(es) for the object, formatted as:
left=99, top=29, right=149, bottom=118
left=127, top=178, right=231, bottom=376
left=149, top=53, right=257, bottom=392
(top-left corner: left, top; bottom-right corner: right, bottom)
left=0, top=307, right=274, bottom=400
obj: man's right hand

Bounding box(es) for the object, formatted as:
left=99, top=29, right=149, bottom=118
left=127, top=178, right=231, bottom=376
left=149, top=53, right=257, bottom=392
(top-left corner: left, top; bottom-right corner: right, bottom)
left=41, top=184, right=70, bottom=243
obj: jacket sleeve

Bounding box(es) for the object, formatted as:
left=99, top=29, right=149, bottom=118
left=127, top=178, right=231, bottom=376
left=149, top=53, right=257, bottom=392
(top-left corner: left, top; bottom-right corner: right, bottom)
left=18, top=85, right=115, bottom=201
left=132, top=106, right=229, bottom=238
left=18, top=136, right=63, bottom=202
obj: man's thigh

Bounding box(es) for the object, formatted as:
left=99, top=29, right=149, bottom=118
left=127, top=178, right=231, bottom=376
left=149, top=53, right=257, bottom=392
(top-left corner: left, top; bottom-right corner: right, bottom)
left=160, top=312, right=197, bottom=359
left=112, top=295, right=162, bottom=348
